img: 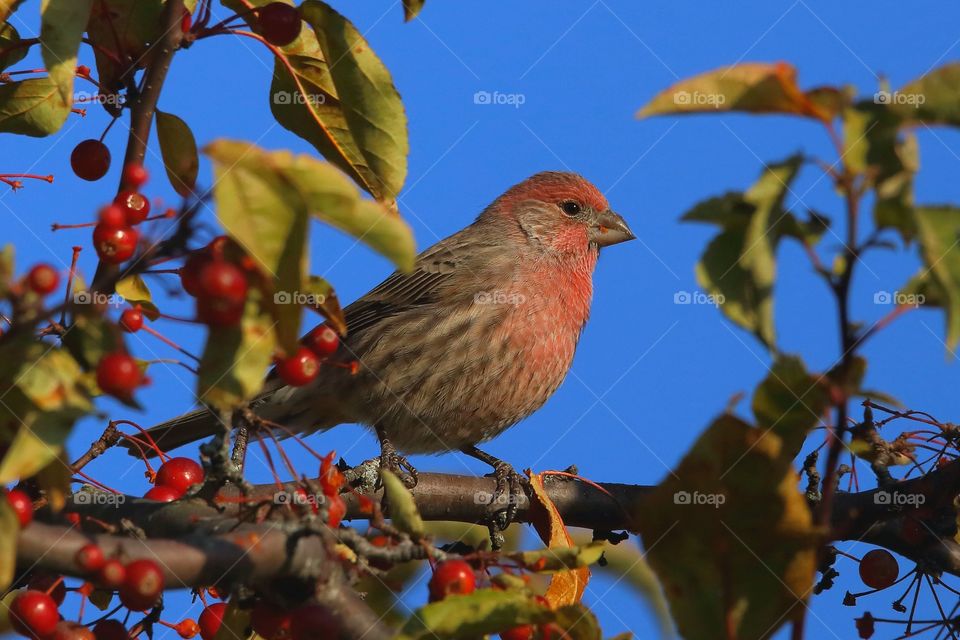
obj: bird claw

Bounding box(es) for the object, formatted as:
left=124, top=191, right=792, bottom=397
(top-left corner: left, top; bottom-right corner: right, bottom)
left=487, top=460, right=526, bottom=531
left=377, top=439, right=418, bottom=489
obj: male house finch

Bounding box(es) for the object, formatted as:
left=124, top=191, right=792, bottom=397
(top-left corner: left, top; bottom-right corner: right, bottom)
left=133, top=172, right=633, bottom=517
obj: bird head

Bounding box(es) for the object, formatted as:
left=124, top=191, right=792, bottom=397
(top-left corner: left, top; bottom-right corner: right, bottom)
left=482, top=171, right=635, bottom=255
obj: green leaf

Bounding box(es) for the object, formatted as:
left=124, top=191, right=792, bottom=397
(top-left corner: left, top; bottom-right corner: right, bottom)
left=198, top=292, right=276, bottom=412
left=0, top=77, right=71, bottom=136
left=892, top=62, right=960, bottom=126
left=636, top=415, right=817, bottom=640
left=300, top=0, right=408, bottom=199
left=0, top=498, right=17, bottom=590
left=402, top=0, right=424, bottom=21
left=0, top=22, right=29, bottom=71
left=115, top=275, right=160, bottom=319
left=205, top=139, right=414, bottom=350
left=156, top=110, right=199, bottom=196
left=303, top=274, right=346, bottom=335
left=752, top=355, right=828, bottom=458
left=397, top=589, right=597, bottom=640
left=513, top=542, right=606, bottom=572
left=62, top=311, right=122, bottom=369
left=638, top=63, right=838, bottom=121
left=914, top=206, right=960, bottom=350
left=843, top=102, right=917, bottom=242
left=687, top=156, right=802, bottom=350
left=592, top=540, right=674, bottom=639
left=0, top=343, right=92, bottom=483
left=0, top=244, right=14, bottom=298
left=381, top=469, right=424, bottom=536
left=84, top=0, right=160, bottom=111
left=40, top=0, right=94, bottom=105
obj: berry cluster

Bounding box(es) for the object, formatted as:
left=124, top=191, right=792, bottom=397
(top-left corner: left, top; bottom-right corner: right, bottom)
left=91, top=164, right=150, bottom=264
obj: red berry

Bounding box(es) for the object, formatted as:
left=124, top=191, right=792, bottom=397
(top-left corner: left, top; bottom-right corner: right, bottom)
left=6, top=488, right=33, bottom=527
left=257, top=2, right=301, bottom=47
left=199, top=261, right=248, bottom=302
left=119, top=307, right=144, bottom=333
left=52, top=621, right=95, bottom=640
left=119, top=559, right=164, bottom=611
left=155, top=457, right=204, bottom=494
left=114, top=191, right=151, bottom=225
left=71, top=139, right=111, bottom=182
left=26, top=264, right=59, bottom=296
left=174, top=619, right=199, bottom=640
left=250, top=601, right=292, bottom=640
left=305, top=325, right=338, bottom=358
left=75, top=544, right=106, bottom=573
left=276, top=347, right=319, bottom=386
left=96, top=352, right=142, bottom=399
left=198, top=603, right=227, bottom=640
left=143, top=485, right=182, bottom=502
left=9, top=590, right=60, bottom=638
left=92, top=619, right=128, bottom=640
left=121, top=163, right=148, bottom=189
left=859, top=549, right=899, bottom=590
left=179, top=252, right=208, bottom=297
left=196, top=298, right=245, bottom=327
left=428, top=560, right=476, bottom=601
left=500, top=626, right=535, bottom=640
left=319, top=451, right=344, bottom=496
left=92, top=224, right=138, bottom=264
left=326, top=494, right=346, bottom=528
left=180, top=10, right=192, bottom=33
left=27, top=573, right=66, bottom=605
left=98, top=204, right=127, bottom=228
left=289, top=604, right=338, bottom=640
left=96, top=559, right=125, bottom=589
left=76, top=65, right=91, bottom=77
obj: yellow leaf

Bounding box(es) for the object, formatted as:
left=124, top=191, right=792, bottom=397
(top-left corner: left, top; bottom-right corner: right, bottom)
left=527, top=472, right=590, bottom=606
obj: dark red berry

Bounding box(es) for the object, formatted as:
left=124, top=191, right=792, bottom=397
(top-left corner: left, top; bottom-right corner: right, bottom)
left=96, top=559, right=126, bottom=589
left=75, top=544, right=106, bottom=573
left=500, top=626, right=535, bottom=640
left=428, top=559, right=476, bottom=601
left=258, top=2, right=301, bottom=47
left=305, top=325, right=338, bottom=358
left=199, top=261, right=248, bottom=303
left=6, top=488, right=33, bottom=527
left=179, top=252, right=208, bottom=297
left=114, top=191, right=151, bottom=225
left=289, top=604, right=338, bottom=640
left=98, top=204, right=127, bottom=228
left=95, top=352, right=142, bottom=399
left=155, top=457, right=204, bottom=494
left=250, top=601, right=292, bottom=640
left=52, top=621, right=96, bottom=640
left=92, top=619, right=128, bottom=640
left=71, top=139, right=111, bottom=181
left=143, top=485, right=181, bottom=502
left=119, top=307, right=144, bottom=333
left=92, top=224, right=138, bottom=264
left=26, top=264, right=59, bottom=296
left=27, top=573, right=66, bottom=605
left=859, top=549, right=898, bottom=590
left=198, top=603, right=227, bottom=640
left=9, top=590, right=60, bottom=638
left=196, top=298, right=245, bottom=327
left=121, top=163, right=148, bottom=189
left=119, top=559, right=164, bottom=611
left=276, top=347, right=319, bottom=386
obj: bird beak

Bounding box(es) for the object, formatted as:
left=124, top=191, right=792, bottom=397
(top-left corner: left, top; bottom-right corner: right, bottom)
left=589, top=210, right=635, bottom=248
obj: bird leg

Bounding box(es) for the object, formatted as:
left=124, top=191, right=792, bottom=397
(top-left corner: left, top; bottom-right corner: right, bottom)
left=461, top=445, right=526, bottom=531
left=376, top=426, right=418, bottom=488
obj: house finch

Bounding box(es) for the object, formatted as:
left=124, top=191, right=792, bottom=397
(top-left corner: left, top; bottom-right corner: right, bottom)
left=131, top=172, right=633, bottom=519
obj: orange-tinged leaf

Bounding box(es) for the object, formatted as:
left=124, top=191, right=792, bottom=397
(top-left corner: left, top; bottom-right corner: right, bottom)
left=527, top=472, right=590, bottom=606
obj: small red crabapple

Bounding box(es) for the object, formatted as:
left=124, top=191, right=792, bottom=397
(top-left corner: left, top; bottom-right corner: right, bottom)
left=121, top=163, right=148, bottom=189
left=9, top=590, right=60, bottom=638
left=144, top=485, right=182, bottom=502
left=114, top=191, right=151, bottom=225
left=257, top=2, right=301, bottom=47
left=154, top=457, right=204, bottom=494
left=198, top=603, right=228, bottom=640
left=120, top=307, right=144, bottom=333
left=305, top=324, right=339, bottom=358
left=26, top=264, right=59, bottom=296
left=93, top=224, right=139, bottom=264
left=95, top=352, right=142, bottom=399
left=119, top=559, right=164, bottom=611
left=6, top=488, right=33, bottom=527
left=276, top=347, right=319, bottom=386
left=428, top=559, right=476, bottom=601
left=71, top=139, right=111, bottom=181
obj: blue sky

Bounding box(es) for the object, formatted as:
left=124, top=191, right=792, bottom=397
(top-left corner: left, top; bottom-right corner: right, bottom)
left=5, top=1, right=960, bottom=638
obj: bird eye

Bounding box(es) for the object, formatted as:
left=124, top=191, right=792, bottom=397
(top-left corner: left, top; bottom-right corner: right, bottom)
left=560, top=201, right=581, bottom=216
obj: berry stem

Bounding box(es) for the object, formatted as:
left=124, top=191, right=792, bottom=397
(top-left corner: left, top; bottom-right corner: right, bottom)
left=141, top=325, right=201, bottom=362
left=60, top=246, right=82, bottom=327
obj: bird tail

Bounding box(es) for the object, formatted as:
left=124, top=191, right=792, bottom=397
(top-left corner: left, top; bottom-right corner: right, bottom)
left=121, top=408, right=222, bottom=459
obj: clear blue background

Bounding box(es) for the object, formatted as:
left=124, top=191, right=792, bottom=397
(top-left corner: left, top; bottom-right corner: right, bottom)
left=4, top=1, right=960, bottom=638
